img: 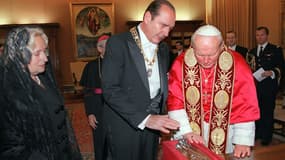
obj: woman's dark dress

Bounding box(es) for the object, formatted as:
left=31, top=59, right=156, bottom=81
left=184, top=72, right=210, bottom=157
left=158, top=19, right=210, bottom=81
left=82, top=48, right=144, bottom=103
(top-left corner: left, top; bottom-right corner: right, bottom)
left=0, top=66, right=82, bottom=160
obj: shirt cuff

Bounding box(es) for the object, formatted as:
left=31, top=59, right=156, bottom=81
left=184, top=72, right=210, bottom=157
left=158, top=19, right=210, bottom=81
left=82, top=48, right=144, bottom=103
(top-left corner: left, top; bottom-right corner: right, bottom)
left=232, top=121, right=255, bottom=146
left=168, top=109, right=192, bottom=139
left=138, top=114, right=151, bottom=130
left=271, top=70, right=275, bottom=79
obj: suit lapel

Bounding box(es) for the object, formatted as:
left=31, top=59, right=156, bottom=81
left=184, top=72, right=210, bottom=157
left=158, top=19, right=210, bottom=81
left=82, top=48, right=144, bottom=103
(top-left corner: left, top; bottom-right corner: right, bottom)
left=157, top=43, right=168, bottom=110
left=127, top=27, right=169, bottom=103
left=236, top=46, right=241, bottom=53
left=127, top=35, right=150, bottom=92
left=157, top=45, right=165, bottom=92
left=254, top=48, right=258, bottom=57
left=263, top=43, right=271, bottom=53
left=260, top=44, right=270, bottom=57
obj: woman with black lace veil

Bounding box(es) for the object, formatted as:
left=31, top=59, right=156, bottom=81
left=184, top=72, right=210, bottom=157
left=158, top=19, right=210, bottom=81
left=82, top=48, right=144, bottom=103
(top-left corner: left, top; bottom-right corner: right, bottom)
left=0, top=26, right=82, bottom=160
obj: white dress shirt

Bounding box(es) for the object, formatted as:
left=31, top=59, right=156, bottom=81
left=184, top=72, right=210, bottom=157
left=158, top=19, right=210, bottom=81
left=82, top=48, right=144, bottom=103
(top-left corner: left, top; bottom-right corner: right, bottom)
left=137, top=25, right=161, bottom=129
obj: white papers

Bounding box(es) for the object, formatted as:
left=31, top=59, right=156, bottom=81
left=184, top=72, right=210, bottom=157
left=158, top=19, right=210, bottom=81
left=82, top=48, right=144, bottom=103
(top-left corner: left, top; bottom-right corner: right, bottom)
left=253, top=67, right=265, bottom=82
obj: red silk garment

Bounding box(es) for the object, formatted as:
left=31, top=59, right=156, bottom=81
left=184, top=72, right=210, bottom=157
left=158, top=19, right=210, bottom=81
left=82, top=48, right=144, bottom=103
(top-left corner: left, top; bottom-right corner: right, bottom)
left=167, top=51, right=260, bottom=124
left=161, top=140, right=223, bottom=160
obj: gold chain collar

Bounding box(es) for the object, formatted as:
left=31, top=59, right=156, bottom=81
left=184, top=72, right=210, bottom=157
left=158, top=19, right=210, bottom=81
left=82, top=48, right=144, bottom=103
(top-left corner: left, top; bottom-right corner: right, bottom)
left=130, top=27, right=158, bottom=77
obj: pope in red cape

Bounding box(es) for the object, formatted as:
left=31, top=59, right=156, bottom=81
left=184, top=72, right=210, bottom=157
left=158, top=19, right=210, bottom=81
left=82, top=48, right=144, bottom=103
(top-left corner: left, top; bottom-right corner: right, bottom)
left=167, top=24, right=260, bottom=158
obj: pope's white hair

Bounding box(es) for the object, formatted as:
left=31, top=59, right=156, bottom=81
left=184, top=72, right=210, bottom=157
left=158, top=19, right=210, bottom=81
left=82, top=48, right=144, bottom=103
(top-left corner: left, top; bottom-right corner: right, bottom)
left=191, top=24, right=223, bottom=47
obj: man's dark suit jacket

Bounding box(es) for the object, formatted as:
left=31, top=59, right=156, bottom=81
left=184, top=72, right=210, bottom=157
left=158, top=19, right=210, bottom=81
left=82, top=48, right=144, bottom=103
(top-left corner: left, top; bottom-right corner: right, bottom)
left=101, top=28, right=169, bottom=160
left=235, top=45, right=248, bottom=59
left=249, top=43, right=283, bottom=88
left=248, top=43, right=284, bottom=143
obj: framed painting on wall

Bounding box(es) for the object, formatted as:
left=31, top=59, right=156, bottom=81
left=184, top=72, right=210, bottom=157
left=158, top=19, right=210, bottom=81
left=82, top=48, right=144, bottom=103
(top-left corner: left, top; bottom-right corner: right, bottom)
left=70, top=2, right=114, bottom=60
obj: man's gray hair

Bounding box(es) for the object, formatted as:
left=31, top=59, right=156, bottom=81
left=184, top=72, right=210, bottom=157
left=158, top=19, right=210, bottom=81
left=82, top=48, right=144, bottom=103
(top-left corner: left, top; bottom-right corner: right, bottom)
left=191, top=25, right=223, bottom=47
left=97, top=39, right=108, bottom=48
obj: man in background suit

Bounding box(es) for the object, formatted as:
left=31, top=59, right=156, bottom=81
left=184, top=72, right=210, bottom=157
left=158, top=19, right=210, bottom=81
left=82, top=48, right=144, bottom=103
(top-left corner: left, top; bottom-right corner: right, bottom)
left=226, top=30, right=248, bottom=58
left=101, top=1, right=179, bottom=160
left=169, top=40, right=184, bottom=71
left=248, top=26, right=285, bottom=146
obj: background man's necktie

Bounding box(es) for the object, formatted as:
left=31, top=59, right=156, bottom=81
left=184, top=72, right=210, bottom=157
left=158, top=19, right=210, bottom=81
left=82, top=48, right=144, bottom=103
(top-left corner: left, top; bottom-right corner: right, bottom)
left=258, top=46, right=263, bottom=57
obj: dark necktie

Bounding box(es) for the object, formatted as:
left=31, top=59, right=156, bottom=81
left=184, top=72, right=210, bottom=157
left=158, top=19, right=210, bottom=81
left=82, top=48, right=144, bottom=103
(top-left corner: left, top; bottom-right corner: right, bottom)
left=258, top=46, right=263, bottom=57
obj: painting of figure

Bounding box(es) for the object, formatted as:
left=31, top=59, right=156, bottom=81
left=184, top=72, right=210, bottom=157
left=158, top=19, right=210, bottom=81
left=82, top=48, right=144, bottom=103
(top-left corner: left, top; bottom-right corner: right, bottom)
left=71, top=4, right=113, bottom=59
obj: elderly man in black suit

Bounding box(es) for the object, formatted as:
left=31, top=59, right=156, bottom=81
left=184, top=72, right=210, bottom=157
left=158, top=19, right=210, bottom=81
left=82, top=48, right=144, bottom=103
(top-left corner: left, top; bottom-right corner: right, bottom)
left=248, top=26, right=285, bottom=146
left=101, top=0, right=180, bottom=160
left=226, top=30, right=248, bottom=58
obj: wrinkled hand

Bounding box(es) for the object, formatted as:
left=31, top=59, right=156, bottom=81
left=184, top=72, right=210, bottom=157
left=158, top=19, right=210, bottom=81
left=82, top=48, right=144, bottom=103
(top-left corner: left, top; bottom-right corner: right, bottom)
left=262, top=70, right=273, bottom=77
left=233, top=144, right=251, bottom=158
left=145, top=115, right=180, bottom=133
left=184, top=132, right=205, bottom=144
left=88, top=114, right=98, bottom=129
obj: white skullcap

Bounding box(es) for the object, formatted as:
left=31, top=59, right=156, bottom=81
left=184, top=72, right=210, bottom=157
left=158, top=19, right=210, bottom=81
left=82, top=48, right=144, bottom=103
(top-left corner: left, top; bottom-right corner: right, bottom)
left=194, top=24, right=221, bottom=36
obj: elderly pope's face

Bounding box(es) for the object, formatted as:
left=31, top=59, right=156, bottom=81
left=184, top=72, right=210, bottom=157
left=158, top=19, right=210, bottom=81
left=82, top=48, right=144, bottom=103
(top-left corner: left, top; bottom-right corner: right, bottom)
left=193, top=35, right=222, bottom=68
left=28, top=36, right=48, bottom=76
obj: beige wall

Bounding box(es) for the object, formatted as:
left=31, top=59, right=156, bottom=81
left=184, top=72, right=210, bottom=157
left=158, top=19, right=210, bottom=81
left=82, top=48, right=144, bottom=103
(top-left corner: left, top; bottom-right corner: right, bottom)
left=0, top=0, right=74, bottom=85
left=0, top=0, right=282, bottom=86
left=115, top=0, right=206, bottom=33
left=0, top=0, right=205, bottom=85
left=256, top=0, right=282, bottom=46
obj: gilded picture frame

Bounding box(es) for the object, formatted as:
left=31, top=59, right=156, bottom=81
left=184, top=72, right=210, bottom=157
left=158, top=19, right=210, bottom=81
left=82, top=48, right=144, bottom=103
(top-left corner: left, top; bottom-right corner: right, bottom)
left=70, top=2, right=114, bottom=60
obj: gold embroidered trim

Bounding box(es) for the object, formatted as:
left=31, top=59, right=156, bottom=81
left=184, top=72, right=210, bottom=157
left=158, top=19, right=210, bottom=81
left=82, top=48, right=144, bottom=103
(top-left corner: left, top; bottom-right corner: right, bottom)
left=183, top=48, right=234, bottom=154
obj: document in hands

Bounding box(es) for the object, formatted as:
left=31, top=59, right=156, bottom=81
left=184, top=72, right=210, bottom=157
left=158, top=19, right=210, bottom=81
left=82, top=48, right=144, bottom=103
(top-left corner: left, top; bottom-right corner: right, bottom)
left=253, top=67, right=265, bottom=82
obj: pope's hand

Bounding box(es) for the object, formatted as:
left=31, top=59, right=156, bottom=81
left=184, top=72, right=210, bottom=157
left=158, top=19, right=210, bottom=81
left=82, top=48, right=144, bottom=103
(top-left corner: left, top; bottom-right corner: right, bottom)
left=184, top=132, right=205, bottom=144
left=233, top=144, right=251, bottom=158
